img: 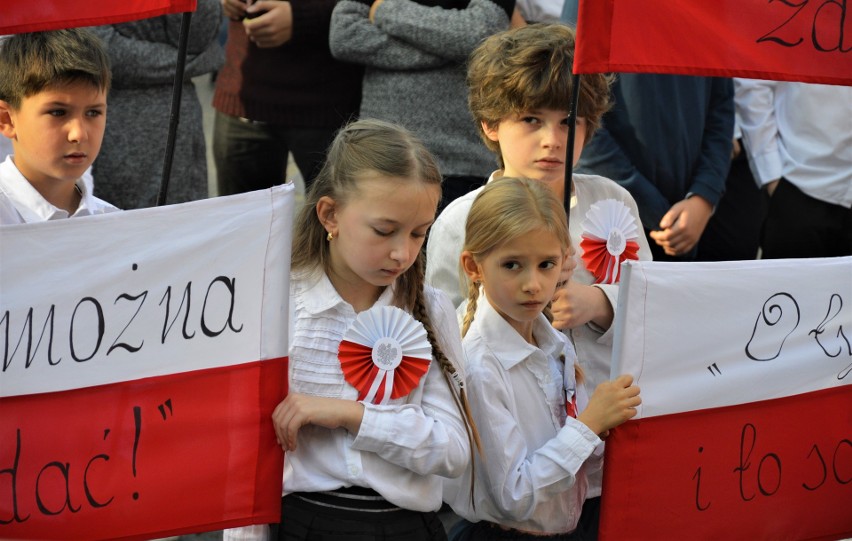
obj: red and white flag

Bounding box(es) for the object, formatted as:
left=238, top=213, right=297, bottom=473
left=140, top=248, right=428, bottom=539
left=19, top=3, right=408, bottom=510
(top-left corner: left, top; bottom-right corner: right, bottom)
left=1, top=0, right=196, bottom=34
left=0, top=185, right=294, bottom=540
left=603, top=257, right=852, bottom=540
left=574, top=0, right=852, bottom=86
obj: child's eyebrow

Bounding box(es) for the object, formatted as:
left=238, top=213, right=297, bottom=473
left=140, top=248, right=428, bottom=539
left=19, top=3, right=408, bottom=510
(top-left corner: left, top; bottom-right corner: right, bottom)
left=373, top=217, right=435, bottom=229
left=41, top=100, right=106, bottom=108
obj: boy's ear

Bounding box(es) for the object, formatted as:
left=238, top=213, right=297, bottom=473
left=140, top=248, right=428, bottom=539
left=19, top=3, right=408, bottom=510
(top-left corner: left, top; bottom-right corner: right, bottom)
left=460, top=251, right=483, bottom=283
left=481, top=120, right=499, bottom=142
left=316, top=195, right=338, bottom=237
left=0, top=100, right=16, bottom=140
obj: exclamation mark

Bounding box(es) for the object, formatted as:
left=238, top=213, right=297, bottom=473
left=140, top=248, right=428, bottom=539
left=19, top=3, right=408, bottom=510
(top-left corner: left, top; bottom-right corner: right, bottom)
left=132, top=405, right=141, bottom=500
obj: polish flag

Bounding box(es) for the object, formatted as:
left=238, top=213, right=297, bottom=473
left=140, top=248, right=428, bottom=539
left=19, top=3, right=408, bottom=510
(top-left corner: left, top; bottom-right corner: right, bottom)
left=1, top=0, right=196, bottom=34
left=573, top=0, right=852, bottom=86
left=0, top=185, right=294, bottom=540
left=602, top=258, right=852, bottom=540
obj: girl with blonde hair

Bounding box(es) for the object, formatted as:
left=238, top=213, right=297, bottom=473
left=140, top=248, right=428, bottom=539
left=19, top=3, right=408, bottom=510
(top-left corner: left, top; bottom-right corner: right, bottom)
left=444, top=177, right=640, bottom=541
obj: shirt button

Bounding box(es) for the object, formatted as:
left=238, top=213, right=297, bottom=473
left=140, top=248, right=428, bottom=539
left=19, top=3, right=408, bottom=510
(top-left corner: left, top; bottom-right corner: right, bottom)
left=349, top=466, right=360, bottom=476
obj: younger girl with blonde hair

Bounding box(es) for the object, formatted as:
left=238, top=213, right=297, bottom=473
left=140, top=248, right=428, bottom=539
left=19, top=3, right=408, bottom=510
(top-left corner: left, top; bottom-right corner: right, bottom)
left=443, top=177, right=640, bottom=540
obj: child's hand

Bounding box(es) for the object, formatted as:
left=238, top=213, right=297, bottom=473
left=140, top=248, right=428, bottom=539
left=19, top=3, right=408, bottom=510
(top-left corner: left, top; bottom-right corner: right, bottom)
left=577, top=374, right=640, bottom=437
left=551, top=281, right=613, bottom=331
left=243, top=1, right=293, bottom=48
left=272, top=393, right=364, bottom=451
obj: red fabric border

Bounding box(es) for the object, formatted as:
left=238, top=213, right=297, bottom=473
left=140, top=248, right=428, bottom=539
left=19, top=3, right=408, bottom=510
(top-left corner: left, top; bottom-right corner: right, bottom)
left=574, top=0, right=852, bottom=86
left=0, top=356, right=287, bottom=540
left=599, top=385, right=852, bottom=540
left=1, top=0, right=197, bottom=34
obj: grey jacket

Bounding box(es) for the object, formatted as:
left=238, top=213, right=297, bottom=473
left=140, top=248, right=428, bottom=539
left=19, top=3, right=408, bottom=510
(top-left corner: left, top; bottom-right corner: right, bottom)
left=330, top=0, right=513, bottom=178
left=90, top=0, right=224, bottom=209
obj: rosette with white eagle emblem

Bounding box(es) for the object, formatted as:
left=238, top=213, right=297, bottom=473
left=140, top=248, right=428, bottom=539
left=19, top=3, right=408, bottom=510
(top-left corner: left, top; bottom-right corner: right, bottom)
left=338, top=306, right=432, bottom=404
left=579, top=199, right=641, bottom=284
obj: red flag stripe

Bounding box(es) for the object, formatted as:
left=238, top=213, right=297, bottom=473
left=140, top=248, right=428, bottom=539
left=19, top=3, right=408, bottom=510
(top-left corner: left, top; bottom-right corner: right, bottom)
left=1, top=0, right=197, bottom=34
left=599, top=385, right=852, bottom=540
left=0, top=356, right=286, bottom=541
left=574, top=0, right=852, bottom=86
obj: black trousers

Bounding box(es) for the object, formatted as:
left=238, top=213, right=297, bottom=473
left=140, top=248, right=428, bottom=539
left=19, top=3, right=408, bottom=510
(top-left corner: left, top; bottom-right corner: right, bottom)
left=761, top=177, right=852, bottom=259
left=696, top=150, right=767, bottom=261
left=213, top=111, right=339, bottom=196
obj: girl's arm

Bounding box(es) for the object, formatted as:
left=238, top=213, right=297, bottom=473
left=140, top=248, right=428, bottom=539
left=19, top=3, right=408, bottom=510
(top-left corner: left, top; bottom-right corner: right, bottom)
left=350, top=289, right=470, bottom=477
left=277, top=288, right=469, bottom=477
left=576, top=374, right=640, bottom=437
left=272, top=393, right=365, bottom=451
left=466, top=354, right=600, bottom=522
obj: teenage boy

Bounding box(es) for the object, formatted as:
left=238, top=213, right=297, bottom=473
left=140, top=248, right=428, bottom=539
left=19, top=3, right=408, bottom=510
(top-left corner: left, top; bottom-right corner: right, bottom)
left=428, top=23, right=652, bottom=539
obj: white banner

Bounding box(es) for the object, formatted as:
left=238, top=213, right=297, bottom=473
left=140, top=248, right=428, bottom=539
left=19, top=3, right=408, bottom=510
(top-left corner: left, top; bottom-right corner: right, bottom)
left=0, top=185, right=295, bottom=397
left=611, top=257, right=852, bottom=418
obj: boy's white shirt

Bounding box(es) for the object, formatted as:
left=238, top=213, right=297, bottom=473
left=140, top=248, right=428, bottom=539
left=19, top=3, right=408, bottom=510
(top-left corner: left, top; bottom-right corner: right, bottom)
left=516, top=0, right=565, bottom=22
left=0, top=155, right=116, bottom=224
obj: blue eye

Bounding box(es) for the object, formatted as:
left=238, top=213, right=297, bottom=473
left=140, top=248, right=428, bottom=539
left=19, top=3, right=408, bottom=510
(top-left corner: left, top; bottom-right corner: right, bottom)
left=48, top=109, right=66, bottom=117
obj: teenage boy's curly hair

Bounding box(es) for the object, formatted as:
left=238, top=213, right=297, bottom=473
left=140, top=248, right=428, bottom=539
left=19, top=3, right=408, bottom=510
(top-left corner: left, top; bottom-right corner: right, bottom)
left=0, top=28, right=111, bottom=109
left=467, top=23, right=612, bottom=159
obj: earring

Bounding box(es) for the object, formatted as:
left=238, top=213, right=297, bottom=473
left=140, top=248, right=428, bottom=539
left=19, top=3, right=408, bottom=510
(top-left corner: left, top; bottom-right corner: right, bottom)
left=327, top=231, right=334, bottom=242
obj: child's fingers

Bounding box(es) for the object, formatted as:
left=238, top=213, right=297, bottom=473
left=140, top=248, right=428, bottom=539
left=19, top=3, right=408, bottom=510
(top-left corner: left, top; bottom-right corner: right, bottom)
left=271, top=395, right=305, bottom=451
left=613, top=373, right=634, bottom=388
left=624, top=384, right=640, bottom=399
left=271, top=401, right=292, bottom=449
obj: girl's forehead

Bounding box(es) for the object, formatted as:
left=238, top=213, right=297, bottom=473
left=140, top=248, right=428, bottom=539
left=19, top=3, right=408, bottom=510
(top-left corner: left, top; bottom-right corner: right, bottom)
left=492, top=227, right=565, bottom=253
left=351, top=174, right=439, bottom=199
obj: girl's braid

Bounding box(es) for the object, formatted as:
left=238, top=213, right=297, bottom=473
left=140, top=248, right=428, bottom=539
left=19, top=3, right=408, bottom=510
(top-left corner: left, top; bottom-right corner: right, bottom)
left=461, top=279, right=481, bottom=338
left=410, top=256, right=482, bottom=507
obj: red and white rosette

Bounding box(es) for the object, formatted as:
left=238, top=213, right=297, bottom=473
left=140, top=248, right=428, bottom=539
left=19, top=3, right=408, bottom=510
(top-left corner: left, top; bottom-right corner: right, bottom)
left=338, top=306, right=432, bottom=404
left=579, top=199, right=641, bottom=284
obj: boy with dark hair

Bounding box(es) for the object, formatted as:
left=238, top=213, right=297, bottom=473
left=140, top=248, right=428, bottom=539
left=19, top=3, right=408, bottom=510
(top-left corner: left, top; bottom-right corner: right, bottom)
left=430, top=23, right=652, bottom=539
left=0, top=28, right=117, bottom=224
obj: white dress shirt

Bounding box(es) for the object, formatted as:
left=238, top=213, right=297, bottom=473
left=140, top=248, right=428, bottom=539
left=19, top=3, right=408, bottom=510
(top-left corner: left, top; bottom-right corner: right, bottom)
left=444, top=296, right=601, bottom=534
left=226, top=270, right=472, bottom=541
left=0, top=156, right=118, bottom=224
left=516, top=0, right=565, bottom=22
left=425, top=171, right=651, bottom=499
left=283, top=270, right=470, bottom=508
left=734, top=79, right=852, bottom=208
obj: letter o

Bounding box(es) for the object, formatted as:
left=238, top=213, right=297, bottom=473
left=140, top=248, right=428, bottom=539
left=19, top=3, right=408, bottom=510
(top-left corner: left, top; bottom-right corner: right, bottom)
left=70, top=297, right=105, bottom=362
left=758, top=453, right=782, bottom=496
